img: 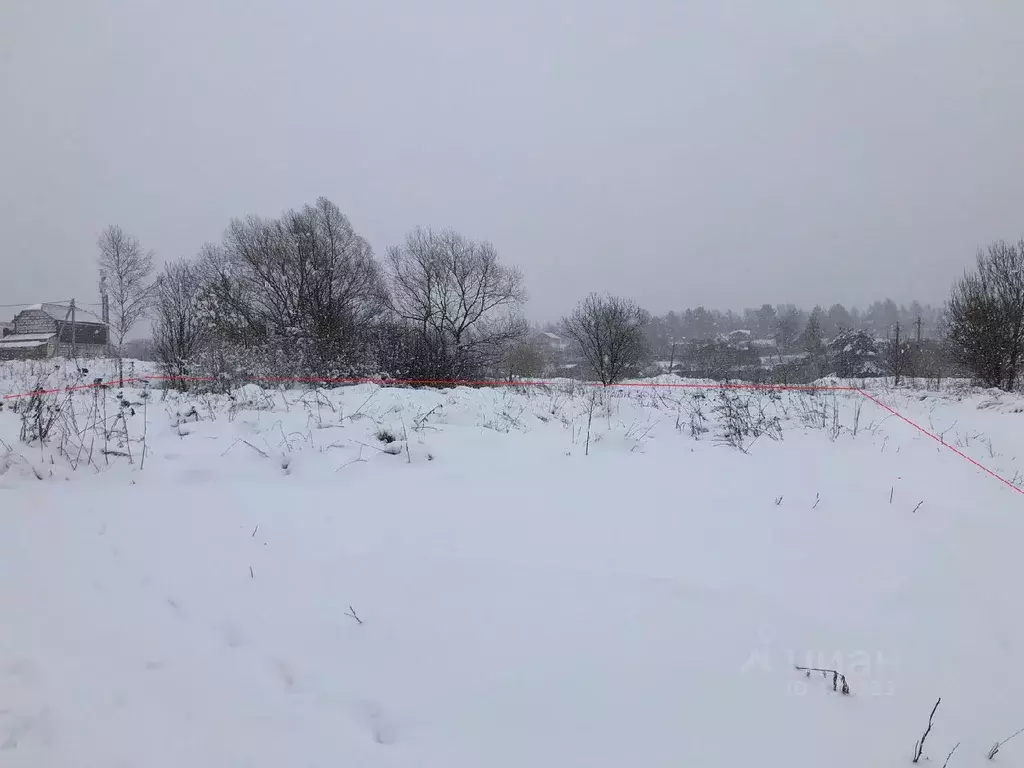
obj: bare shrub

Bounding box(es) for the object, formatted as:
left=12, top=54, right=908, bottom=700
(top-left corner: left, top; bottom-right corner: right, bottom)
left=561, top=294, right=650, bottom=385
left=17, top=389, right=66, bottom=444
left=384, top=227, right=527, bottom=382
left=480, top=392, right=527, bottom=433
left=712, top=390, right=782, bottom=452
left=682, top=392, right=709, bottom=438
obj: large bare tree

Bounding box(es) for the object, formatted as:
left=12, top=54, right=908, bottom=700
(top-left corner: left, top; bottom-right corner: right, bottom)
left=152, top=257, right=206, bottom=383
left=97, top=224, right=155, bottom=379
left=947, top=239, right=1024, bottom=391
left=196, top=197, right=387, bottom=375
left=384, top=227, right=527, bottom=380
left=561, top=294, right=650, bottom=384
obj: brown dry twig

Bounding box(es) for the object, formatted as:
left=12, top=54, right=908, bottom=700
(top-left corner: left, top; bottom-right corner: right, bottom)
left=913, top=697, right=941, bottom=763
left=794, top=665, right=850, bottom=695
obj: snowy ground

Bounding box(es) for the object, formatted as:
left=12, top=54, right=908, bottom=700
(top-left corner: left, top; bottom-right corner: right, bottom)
left=2, top=361, right=1024, bottom=767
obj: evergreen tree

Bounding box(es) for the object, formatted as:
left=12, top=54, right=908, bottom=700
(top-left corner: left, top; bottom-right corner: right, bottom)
left=801, top=311, right=825, bottom=356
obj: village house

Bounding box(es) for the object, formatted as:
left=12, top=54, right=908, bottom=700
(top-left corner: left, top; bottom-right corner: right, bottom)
left=532, top=330, right=582, bottom=375
left=0, top=303, right=110, bottom=361
left=539, top=331, right=570, bottom=354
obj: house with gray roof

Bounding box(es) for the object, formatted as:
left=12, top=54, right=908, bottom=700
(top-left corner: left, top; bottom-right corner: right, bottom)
left=0, top=303, right=110, bottom=360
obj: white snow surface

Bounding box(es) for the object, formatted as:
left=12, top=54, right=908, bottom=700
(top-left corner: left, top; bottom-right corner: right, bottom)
left=2, top=360, right=1024, bottom=766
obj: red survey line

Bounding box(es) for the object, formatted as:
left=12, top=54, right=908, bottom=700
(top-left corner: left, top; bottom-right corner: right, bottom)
left=857, top=389, right=1024, bottom=496
left=3, top=376, right=861, bottom=398
left=0, top=377, right=149, bottom=398
left=2, top=374, right=1020, bottom=496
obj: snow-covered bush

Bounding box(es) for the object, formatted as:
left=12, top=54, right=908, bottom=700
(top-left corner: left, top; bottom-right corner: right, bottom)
left=827, top=329, right=880, bottom=378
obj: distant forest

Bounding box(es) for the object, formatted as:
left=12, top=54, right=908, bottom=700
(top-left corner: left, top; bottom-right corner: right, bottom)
left=545, top=299, right=943, bottom=347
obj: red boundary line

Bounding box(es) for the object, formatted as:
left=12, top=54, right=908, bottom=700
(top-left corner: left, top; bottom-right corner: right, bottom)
left=856, top=390, right=1024, bottom=495
left=3, top=374, right=1022, bottom=496
left=1, top=375, right=861, bottom=398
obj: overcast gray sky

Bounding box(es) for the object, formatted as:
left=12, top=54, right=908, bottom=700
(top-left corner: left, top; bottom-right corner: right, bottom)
left=2, top=0, right=1022, bottom=323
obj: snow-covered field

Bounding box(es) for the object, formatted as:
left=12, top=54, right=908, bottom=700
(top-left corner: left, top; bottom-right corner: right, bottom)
left=2, top=359, right=1023, bottom=767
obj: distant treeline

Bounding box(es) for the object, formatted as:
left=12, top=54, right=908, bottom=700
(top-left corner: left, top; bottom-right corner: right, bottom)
left=547, top=300, right=943, bottom=352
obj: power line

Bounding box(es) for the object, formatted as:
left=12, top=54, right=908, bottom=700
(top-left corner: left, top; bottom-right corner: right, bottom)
left=0, top=299, right=73, bottom=309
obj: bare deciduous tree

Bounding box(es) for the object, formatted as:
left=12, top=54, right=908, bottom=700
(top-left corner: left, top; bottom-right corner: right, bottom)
left=561, top=293, right=650, bottom=385
left=384, top=227, right=528, bottom=381
left=883, top=321, right=909, bottom=386
left=504, top=337, right=547, bottom=381
left=196, top=197, right=387, bottom=375
left=152, top=257, right=205, bottom=385
left=97, top=225, right=155, bottom=379
left=947, top=239, right=1024, bottom=391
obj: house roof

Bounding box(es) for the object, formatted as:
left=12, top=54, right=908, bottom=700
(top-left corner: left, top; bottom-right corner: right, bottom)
left=0, top=333, right=53, bottom=349
left=0, top=332, right=56, bottom=342
left=21, top=303, right=104, bottom=325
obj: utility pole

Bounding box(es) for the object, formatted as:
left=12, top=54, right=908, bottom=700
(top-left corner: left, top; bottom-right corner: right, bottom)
left=70, top=298, right=77, bottom=358
left=99, top=271, right=110, bottom=354
left=892, top=321, right=901, bottom=386
left=915, top=315, right=922, bottom=344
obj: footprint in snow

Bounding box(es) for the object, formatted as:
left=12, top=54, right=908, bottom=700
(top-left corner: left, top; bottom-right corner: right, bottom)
left=2, top=715, right=34, bottom=750
left=165, top=598, right=185, bottom=617
left=352, top=700, right=399, bottom=745
left=221, top=625, right=246, bottom=649
left=1, top=707, right=56, bottom=750
left=273, top=660, right=297, bottom=691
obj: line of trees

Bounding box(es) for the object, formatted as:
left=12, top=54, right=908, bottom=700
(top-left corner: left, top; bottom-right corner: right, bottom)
left=99, top=204, right=1024, bottom=392
left=146, top=198, right=531, bottom=384
left=552, top=238, right=1024, bottom=390
left=135, top=198, right=659, bottom=387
